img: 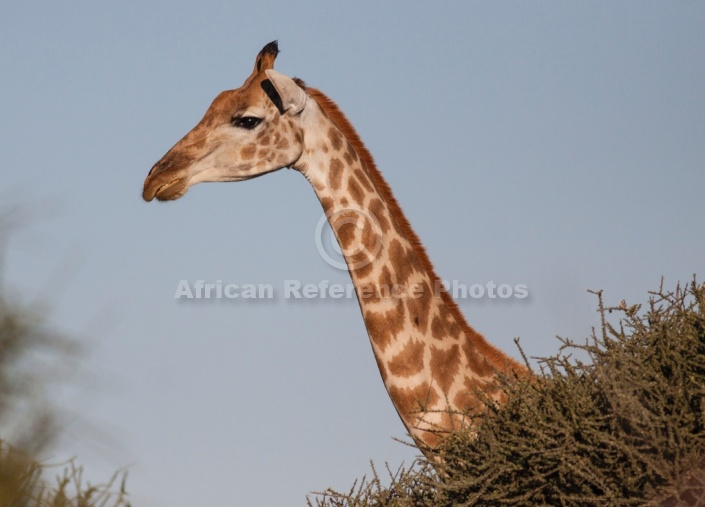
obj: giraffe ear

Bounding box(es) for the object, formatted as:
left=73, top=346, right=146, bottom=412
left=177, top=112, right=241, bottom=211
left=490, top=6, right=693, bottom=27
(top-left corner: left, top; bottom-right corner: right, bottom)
left=264, top=69, right=307, bottom=115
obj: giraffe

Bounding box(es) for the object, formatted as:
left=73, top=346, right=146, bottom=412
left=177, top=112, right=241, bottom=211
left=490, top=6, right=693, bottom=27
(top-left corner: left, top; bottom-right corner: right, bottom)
left=143, top=41, right=526, bottom=451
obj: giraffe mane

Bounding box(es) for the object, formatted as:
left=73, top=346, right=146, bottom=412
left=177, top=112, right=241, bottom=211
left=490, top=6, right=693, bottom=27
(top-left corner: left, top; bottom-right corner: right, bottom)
left=298, top=81, right=521, bottom=372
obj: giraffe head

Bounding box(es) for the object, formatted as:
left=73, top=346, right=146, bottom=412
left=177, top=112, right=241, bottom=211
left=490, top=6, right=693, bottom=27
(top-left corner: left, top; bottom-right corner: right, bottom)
left=143, top=41, right=309, bottom=202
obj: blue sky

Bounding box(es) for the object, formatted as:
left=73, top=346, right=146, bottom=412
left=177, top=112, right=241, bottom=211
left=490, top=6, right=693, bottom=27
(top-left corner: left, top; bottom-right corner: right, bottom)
left=2, top=2, right=704, bottom=505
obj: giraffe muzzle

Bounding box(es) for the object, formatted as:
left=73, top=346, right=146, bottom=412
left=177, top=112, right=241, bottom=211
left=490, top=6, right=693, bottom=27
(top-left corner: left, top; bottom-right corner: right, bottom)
left=143, top=153, right=194, bottom=201
left=143, top=175, right=190, bottom=202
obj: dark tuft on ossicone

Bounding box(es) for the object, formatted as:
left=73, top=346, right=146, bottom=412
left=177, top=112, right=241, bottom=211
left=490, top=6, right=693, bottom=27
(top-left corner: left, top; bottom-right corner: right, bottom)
left=256, top=41, right=280, bottom=73
left=262, top=40, right=279, bottom=57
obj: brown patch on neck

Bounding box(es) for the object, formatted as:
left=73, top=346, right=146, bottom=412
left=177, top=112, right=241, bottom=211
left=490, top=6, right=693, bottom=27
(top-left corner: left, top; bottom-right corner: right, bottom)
left=388, top=381, right=440, bottom=427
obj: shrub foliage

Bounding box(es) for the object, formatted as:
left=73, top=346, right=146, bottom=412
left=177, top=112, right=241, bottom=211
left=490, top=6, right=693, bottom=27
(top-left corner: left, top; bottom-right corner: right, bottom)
left=0, top=292, right=130, bottom=507
left=311, top=280, right=705, bottom=506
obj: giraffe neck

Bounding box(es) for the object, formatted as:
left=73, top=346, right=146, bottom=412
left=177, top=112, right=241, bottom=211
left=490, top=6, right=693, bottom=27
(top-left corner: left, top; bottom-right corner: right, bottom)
left=293, top=87, right=524, bottom=448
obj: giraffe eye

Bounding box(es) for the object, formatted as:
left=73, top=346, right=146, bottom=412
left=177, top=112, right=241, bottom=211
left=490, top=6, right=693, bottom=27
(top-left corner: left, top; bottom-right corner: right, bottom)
left=232, top=116, right=262, bottom=130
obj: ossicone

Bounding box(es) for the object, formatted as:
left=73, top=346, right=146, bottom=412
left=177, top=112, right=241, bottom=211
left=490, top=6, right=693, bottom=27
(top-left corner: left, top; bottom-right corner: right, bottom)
left=253, top=40, right=279, bottom=74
